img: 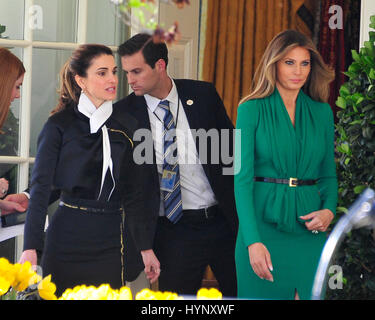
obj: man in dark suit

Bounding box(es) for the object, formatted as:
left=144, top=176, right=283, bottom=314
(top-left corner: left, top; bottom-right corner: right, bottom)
left=116, top=33, right=238, bottom=297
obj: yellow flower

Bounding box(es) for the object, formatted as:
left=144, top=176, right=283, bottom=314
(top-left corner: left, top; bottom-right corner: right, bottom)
left=59, top=284, right=131, bottom=300
left=0, top=258, right=16, bottom=285
left=159, top=291, right=182, bottom=300
left=62, top=285, right=91, bottom=300
left=135, top=288, right=182, bottom=300
left=135, top=288, right=157, bottom=300
left=196, top=288, right=223, bottom=300
left=59, top=285, right=184, bottom=300
left=38, top=275, right=57, bottom=300
left=12, top=261, right=38, bottom=291
left=118, top=286, right=132, bottom=300
left=90, top=284, right=112, bottom=300
left=0, top=277, right=11, bottom=296
left=58, top=288, right=75, bottom=300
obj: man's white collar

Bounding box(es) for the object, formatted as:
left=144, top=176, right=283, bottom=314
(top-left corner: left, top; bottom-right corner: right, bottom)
left=145, top=78, right=178, bottom=112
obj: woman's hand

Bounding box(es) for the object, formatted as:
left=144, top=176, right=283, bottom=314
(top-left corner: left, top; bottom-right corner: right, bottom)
left=0, top=199, right=26, bottom=214
left=140, top=249, right=161, bottom=284
left=0, top=178, right=9, bottom=198
left=19, top=249, right=38, bottom=267
left=2, top=193, right=29, bottom=215
left=248, top=242, right=273, bottom=282
left=299, top=209, right=334, bottom=232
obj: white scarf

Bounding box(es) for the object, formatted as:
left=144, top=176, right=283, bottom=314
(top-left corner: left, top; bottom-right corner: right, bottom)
left=77, top=92, right=115, bottom=201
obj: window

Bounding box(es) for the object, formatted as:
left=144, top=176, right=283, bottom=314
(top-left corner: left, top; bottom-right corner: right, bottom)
left=0, top=0, right=129, bottom=261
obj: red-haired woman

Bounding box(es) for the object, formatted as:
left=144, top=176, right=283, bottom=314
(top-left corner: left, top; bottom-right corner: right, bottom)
left=0, top=47, right=27, bottom=213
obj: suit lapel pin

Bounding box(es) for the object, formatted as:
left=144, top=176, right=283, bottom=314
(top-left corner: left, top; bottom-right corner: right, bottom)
left=186, top=99, right=194, bottom=106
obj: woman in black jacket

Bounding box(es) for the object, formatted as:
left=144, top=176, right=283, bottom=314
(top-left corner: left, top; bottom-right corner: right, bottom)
left=19, top=44, right=144, bottom=296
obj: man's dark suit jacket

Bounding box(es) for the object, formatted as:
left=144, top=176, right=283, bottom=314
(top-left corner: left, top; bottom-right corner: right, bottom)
left=114, top=79, right=239, bottom=281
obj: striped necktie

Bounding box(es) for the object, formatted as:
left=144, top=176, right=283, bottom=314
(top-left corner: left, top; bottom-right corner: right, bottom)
left=158, top=100, right=183, bottom=223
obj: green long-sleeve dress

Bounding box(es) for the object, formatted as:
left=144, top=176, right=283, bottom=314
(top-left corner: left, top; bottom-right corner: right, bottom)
left=234, top=88, right=337, bottom=300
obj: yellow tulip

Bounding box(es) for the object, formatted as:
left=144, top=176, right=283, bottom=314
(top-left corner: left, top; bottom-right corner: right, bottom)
left=59, top=288, right=74, bottom=300
left=12, top=261, right=38, bottom=292
left=196, top=288, right=223, bottom=300
left=0, top=258, right=16, bottom=285
left=135, top=288, right=155, bottom=300
left=135, top=288, right=181, bottom=300
left=38, top=275, right=57, bottom=300
left=162, top=291, right=182, bottom=300
left=58, top=285, right=185, bottom=300
left=119, top=286, right=132, bottom=300
left=71, top=285, right=91, bottom=300
left=91, top=284, right=112, bottom=300
left=0, top=277, right=11, bottom=296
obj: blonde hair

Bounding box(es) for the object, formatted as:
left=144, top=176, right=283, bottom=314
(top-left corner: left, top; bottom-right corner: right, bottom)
left=240, top=30, right=335, bottom=104
left=0, top=47, right=25, bottom=130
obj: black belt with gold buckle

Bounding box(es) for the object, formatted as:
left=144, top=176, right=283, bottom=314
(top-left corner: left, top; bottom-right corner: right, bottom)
left=254, top=177, right=317, bottom=187
left=59, top=200, right=123, bottom=214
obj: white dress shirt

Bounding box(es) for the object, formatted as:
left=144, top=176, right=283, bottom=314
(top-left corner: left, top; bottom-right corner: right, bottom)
left=144, top=79, right=217, bottom=214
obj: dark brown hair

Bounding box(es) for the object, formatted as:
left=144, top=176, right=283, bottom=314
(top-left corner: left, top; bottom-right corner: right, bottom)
left=118, top=33, right=169, bottom=68
left=51, top=44, right=113, bottom=115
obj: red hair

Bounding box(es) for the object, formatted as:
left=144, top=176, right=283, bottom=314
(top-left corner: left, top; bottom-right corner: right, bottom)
left=0, top=47, right=25, bottom=130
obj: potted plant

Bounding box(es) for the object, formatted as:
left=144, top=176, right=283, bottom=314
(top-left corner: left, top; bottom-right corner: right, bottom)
left=327, top=15, right=375, bottom=299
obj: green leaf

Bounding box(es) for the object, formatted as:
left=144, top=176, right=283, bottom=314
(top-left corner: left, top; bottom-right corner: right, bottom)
left=362, top=103, right=375, bottom=112
left=336, top=96, right=347, bottom=109
left=352, top=92, right=363, bottom=101
left=343, top=71, right=357, bottom=79
left=348, top=63, right=361, bottom=74
left=365, top=41, right=374, bottom=50
left=362, top=55, right=375, bottom=67
left=354, top=185, right=367, bottom=194
left=362, top=126, right=373, bottom=139
left=336, top=207, right=348, bottom=214
left=356, top=97, right=365, bottom=106
left=369, top=68, right=375, bottom=79
left=351, top=50, right=361, bottom=63
left=128, top=0, right=143, bottom=8
left=339, top=84, right=350, bottom=97
left=338, top=143, right=350, bottom=154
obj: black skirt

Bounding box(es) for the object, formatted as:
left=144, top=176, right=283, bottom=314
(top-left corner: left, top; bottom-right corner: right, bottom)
left=41, top=201, right=125, bottom=297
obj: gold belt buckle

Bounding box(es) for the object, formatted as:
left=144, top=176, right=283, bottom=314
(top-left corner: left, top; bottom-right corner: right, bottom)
left=289, top=177, right=298, bottom=187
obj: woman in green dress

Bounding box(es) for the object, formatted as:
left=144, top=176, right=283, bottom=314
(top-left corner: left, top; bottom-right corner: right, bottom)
left=234, top=30, right=337, bottom=300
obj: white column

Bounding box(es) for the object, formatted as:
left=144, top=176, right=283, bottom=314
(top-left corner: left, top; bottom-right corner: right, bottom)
left=15, top=0, right=35, bottom=261
left=360, top=0, right=375, bottom=47
left=77, top=0, right=88, bottom=44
